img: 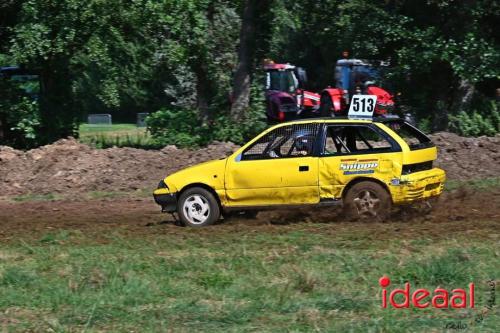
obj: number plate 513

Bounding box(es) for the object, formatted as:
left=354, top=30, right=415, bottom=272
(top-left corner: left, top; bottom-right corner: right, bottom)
left=348, top=95, right=377, bottom=119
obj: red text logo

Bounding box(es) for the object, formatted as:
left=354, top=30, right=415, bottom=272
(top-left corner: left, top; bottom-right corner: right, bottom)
left=379, top=276, right=474, bottom=309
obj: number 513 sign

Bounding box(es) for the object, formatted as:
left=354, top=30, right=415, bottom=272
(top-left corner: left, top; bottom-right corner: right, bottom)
left=348, top=95, right=377, bottom=119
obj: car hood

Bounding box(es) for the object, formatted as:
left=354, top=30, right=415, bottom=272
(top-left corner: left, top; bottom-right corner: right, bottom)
left=164, top=158, right=228, bottom=192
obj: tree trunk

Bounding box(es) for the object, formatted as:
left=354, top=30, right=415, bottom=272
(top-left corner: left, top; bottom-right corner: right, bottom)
left=231, top=0, right=258, bottom=121
left=39, top=61, right=77, bottom=143
left=452, top=79, right=475, bottom=112
left=193, top=62, right=212, bottom=122
left=0, top=117, right=4, bottom=142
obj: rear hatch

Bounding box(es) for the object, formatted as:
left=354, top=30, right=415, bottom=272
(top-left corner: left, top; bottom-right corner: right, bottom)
left=382, top=120, right=436, bottom=172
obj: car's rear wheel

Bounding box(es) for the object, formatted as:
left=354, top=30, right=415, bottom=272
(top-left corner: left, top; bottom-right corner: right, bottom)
left=178, top=187, right=220, bottom=227
left=343, top=181, right=391, bottom=221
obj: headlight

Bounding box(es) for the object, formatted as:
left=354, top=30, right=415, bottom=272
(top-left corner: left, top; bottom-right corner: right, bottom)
left=157, top=180, right=168, bottom=189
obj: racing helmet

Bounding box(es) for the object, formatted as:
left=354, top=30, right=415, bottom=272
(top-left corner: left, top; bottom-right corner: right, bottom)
left=293, top=129, right=315, bottom=154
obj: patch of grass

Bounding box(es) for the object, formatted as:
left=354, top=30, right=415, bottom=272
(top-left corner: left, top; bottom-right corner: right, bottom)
left=393, top=248, right=474, bottom=286
left=39, top=230, right=71, bottom=245
left=78, top=123, right=160, bottom=149
left=12, top=193, right=60, bottom=202
left=446, top=177, right=500, bottom=191
left=0, top=229, right=497, bottom=332
left=79, top=123, right=141, bottom=133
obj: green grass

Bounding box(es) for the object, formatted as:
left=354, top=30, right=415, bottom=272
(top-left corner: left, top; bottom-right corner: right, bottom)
left=79, top=123, right=142, bottom=133
left=12, top=193, right=61, bottom=202
left=78, top=123, right=158, bottom=149
left=0, top=228, right=498, bottom=332
left=445, top=177, right=500, bottom=191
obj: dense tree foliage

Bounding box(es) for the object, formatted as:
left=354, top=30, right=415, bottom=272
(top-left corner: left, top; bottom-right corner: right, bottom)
left=0, top=0, right=498, bottom=148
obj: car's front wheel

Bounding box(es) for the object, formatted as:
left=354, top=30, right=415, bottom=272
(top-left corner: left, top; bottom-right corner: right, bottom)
left=178, top=187, right=220, bottom=227
left=343, top=181, right=391, bottom=221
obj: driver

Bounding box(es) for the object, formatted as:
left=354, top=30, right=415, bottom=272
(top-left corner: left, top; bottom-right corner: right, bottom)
left=294, top=132, right=314, bottom=156
left=267, top=128, right=315, bottom=158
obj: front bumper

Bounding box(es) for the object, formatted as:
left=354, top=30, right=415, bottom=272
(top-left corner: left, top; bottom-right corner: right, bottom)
left=153, top=188, right=177, bottom=213
left=391, top=168, right=446, bottom=204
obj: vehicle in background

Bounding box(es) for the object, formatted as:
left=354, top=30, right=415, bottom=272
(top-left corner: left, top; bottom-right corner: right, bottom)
left=263, top=55, right=395, bottom=122
left=263, top=61, right=320, bottom=122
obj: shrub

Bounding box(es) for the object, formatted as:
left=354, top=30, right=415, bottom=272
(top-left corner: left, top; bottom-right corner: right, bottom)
left=449, top=101, right=499, bottom=137
left=146, top=109, right=210, bottom=148
left=0, top=79, right=41, bottom=148
left=147, top=105, right=267, bottom=148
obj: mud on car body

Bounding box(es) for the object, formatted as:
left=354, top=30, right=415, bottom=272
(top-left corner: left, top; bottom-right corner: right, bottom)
left=154, top=118, right=445, bottom=227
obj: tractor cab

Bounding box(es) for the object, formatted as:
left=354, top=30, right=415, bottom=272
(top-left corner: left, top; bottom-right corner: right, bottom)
left=263, top=62, right=319, bottom=122
left=334, top=59, right=386, bottom=95
left=325, top=58, right=393, bottom=116
left=264, top=63, right=306, bottom=94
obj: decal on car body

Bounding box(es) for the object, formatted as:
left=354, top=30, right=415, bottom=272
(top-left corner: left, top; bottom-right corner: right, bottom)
left=340, top=158, right=379, bottom=175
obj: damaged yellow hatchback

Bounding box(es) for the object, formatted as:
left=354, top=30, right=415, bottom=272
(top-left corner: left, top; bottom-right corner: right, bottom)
left=154, top=118, right=445, bottom=227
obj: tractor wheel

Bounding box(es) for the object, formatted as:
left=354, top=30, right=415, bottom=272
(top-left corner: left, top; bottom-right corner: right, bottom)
left=343, top=181, right=391, bottom=221
left=320, top=95, right=334, bottom=117
left=177, top=187, right=220, bottom=227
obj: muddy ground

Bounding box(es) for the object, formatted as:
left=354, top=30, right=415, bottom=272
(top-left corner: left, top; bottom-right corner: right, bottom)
left=0, top=132, right=499, bottom=197
left=0, top=186, right=498, bottom=242
left=0, top=133, right=498, bottom=240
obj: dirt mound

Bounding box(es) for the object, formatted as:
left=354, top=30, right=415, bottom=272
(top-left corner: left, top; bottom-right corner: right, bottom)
left=0, top=133, right=498, bottom=196
left=429, top=132, right=500, bottom=181
left=0, top=138, right=239, bottom=196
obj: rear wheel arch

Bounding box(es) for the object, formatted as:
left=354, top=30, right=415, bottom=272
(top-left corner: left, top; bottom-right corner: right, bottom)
left=341, top=177, right=392, bottom=202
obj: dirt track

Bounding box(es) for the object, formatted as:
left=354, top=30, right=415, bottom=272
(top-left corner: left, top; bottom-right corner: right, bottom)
left=0, top=187, right=498, bottom=242
left=0, top=133, right=499, bottom=240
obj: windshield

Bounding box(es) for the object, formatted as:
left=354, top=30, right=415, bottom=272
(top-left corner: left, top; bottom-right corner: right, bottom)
left=266, top=70, right=297, bottom=93
left=385, top=121, right=433, bottom=150
left=351, top=65, right=380, bottom=88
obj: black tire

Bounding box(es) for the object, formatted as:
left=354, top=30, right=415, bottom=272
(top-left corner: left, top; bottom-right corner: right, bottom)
left=320, top=95, right=334, bottom=117
left=343, top=181, right=392, bottom=221
left=177, top=187, right=220, bottom=227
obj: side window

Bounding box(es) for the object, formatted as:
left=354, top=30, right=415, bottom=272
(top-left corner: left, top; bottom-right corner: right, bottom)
left=242, top=124, right=319, bottom=160
left=323, top=125, right=393, bottom=155
left=385, top=121, right=432, bottom=150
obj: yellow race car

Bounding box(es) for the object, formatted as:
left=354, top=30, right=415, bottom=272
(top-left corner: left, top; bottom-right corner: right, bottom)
left=154, top=118, right=445, bottom=227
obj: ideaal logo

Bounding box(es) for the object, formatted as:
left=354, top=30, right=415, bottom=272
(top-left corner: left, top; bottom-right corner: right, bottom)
left=379, top=276, right=496, bottom=330
left=379, top=276, right=475, bottom=309
left=340, top=159, right=378, bottom=175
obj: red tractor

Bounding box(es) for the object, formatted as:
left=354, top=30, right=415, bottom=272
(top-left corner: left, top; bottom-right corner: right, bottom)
left=264, top=58, right=395, bottom=122
left=263, top=61, right=320, bottom=122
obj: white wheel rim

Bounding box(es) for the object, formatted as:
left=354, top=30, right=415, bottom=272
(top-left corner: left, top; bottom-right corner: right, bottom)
left=353, top=190, right=381, bottom=217
left=182, top=194, right=210, bottom=224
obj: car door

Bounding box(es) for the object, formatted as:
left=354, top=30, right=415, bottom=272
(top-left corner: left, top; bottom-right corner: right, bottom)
left=318, top=123, right=403, bottom=199
left=225, top=123, right=320, bottom=207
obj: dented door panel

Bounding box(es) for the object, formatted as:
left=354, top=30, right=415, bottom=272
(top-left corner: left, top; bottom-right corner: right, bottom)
left=318, top=152, right=403, bottom=200
left=225, top=157, right=319, bottom=206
